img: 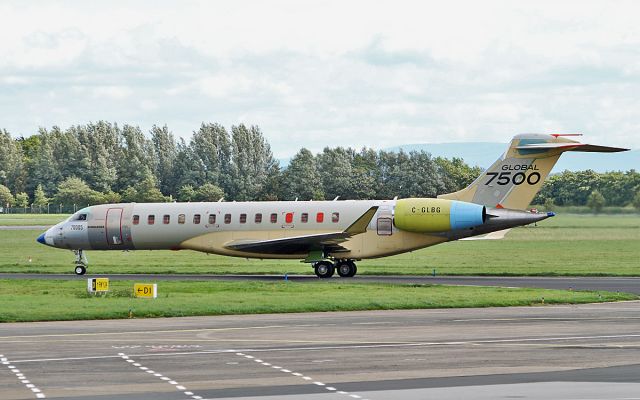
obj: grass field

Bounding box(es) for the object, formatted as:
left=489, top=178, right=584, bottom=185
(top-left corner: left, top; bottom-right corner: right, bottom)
left=0, top=214, right=637, bottom=276
left=0, top=214, right=69, bottom=226
left=0, top=279, right=634, bottom=322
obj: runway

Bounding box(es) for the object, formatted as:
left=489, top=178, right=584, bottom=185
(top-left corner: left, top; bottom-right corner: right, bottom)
left=2, top=273, right=639, bottom=294
left=2, top=302, right=640, bottom=399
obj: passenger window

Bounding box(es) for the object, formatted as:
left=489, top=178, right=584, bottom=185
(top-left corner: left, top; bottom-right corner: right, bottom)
left=270, top=213, right=278, bottom=223
left=285, top=212, right=293, bottom=224
left=255, top=213, right=262, bottom=223
left=163, top=215, right=170, bottom=224
left=224, top=213, right=231, bottom=224
left=240, top=213, right=247, bottom=224
left=148, top=215, right=155, bottom=225
left=316, top=212, right=324, bottom=223
left=332, top=212, right=340, bottom=223
left=178, top=214, right=185, bottom=224
left=132, top=215, right=140, bottom=225
left=301, top=213, right=308, bottom=223
left=193, top=214, right=201, bottom=224
left=208, top=214, right=216, bottom=224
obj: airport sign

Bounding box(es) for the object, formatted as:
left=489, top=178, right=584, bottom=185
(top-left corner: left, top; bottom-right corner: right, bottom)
left=87, top=278, right=109, bottom=293
left=134, top=283, right=157, bottom=298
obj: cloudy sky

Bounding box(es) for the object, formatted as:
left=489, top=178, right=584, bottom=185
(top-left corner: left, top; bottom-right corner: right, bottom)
left=1, top=0, right=639, bottom=157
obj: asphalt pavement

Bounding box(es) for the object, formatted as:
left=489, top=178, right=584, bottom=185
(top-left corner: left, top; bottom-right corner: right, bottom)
left=1, top=302, right=640, bottom=399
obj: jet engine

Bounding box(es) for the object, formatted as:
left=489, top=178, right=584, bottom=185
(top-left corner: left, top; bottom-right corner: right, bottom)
left=394, top=198, right=486, bottom=233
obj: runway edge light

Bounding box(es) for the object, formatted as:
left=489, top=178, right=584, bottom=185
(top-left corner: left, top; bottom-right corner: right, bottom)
left=134, top=283, right=157, bottom=299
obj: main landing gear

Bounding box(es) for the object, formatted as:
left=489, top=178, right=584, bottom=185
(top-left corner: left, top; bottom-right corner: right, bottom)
left=73, top=249, right=88, bottom=275
left=313, top=259, right=357, bottom=279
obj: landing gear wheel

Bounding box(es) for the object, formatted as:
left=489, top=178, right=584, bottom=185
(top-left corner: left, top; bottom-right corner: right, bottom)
left=337, top=260, right=357, bottom=278
left=314, top=261, right=335, bottom=278
left=73, top=249, right=88, bottom=275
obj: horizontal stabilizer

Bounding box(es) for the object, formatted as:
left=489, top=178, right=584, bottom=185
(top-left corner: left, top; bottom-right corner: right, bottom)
left=460, top=229, right=511, bottom=240
left=515, top=142, right=629, bottom=153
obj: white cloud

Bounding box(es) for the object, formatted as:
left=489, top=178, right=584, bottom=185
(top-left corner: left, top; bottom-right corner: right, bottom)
left=0, top=0, right=639, bottom=155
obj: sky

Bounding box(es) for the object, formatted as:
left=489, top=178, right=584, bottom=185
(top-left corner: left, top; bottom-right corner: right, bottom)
left=1, top=0, right=639, bottom=158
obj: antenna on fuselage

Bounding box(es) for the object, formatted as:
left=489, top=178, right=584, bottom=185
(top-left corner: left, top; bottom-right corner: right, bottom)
left=333, top=196, right=340, bottom=201
left=218, top=197, right=224, bottom=202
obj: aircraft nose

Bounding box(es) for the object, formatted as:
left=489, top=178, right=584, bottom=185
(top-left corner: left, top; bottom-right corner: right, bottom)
left=37, top=233, right=46, bottom=245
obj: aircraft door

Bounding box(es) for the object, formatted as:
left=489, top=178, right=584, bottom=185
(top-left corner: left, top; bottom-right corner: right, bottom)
left=376, top=217, right=393, bottom=236
left=376, top=205, right=393, bottom=236
left=106, top=208, right=124, bottom=246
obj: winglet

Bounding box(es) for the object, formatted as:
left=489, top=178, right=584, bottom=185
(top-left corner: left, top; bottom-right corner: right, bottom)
left=344, top=206, right=378, bottom=235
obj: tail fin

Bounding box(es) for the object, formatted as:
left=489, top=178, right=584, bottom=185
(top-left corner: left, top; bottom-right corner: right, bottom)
left=438, top=134, right=628, bottom=210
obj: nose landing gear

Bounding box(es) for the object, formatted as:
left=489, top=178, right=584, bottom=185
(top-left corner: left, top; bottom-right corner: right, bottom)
left=312, top=259, right=357, bottom=278
left=73, top=249, right=88, bottom=275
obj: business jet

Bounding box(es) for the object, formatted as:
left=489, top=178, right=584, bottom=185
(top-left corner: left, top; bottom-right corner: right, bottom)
left=37, top=134, right=627, bottom=278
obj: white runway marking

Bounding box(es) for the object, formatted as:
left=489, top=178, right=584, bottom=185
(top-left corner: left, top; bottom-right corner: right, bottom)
left=1, top=354, right=46, bottom=398
left=0, top=325, right=289, bottom=340
left=118, top=352, right=201, bottom=400
left=235, top=351, right=370, bottom=400
left=9, top=331, right=640, bottom=365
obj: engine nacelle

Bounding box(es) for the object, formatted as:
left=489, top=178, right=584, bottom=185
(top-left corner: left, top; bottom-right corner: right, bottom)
left=394, top=198, right=486, bottom=233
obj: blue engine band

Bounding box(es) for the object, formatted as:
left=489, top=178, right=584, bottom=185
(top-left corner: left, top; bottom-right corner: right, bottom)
left=450, top=201, right=485, bottom=230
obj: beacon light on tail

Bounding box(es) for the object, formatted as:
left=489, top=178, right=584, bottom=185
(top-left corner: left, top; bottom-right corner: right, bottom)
left=36, top=133, right=628, bottom=278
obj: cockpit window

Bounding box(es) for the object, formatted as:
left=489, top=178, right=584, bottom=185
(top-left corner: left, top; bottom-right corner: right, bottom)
left=73, top=213, right=87, bottom=221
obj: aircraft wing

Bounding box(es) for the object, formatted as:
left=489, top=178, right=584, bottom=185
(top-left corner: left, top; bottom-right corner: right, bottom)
left=224, top=206, right=378, bottom=255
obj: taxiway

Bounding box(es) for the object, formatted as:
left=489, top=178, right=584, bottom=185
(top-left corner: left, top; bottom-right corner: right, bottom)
left=1, top=302, right=639, bottom=399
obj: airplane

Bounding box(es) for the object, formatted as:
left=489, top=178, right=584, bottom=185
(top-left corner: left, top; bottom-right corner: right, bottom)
left=36, top=133, right=628, bottom=278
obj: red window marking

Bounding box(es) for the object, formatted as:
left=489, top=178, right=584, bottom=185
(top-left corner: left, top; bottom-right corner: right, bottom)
left=285, top=212, right=293, bottom=224
left=316, top=212, right=324, bottom=223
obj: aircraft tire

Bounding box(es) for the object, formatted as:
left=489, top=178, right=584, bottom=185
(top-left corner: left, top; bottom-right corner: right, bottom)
left=75, top=265, right=86, bottom=275
left=346, top=261, right=357, bottom=277
left=336, top=261, right=352, bottom=277
left=314, top=261, right=335, bottom=278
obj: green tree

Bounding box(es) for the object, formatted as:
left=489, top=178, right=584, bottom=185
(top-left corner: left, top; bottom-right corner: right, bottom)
left=54, top=177, right=104, bottom=207
left=194, top=183, right=224, bottom=202
left=586, top=190, right=606, bottom=213
left=177, top=185, right=197, bottom=202
left=190, top=123, right=232, bottom=191
left=33, top=184, right=50, bottom=208
left=28, top=129, right=62, bottom=195
left=115, top=125, right=156, bottom=192
left=101, top=191, right=122, bottom=204
left=229, top=124, right=278, bottom=201
left=122, top=172, right=167, bottom=203
left=174, top=139, right=206, bottom=189
left=543, top=197, right=555, bottom=212
left=280, top=148, right=324, bottom=200
left=15, top=192, right=29, bottom=208
left=0, top=129, right=26, bottom=194
left=151, top=124, right=178, bottom=196
left=0, top=184, right=15, bottom=207
left=317, top=147, right=354, bottom=200
left=632, top=190, right=640, bottom=211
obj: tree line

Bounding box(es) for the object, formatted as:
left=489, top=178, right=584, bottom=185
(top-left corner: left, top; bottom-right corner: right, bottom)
left=0, top=122, right=481, bottom=209
left=0, top=122, right=638, bottom=211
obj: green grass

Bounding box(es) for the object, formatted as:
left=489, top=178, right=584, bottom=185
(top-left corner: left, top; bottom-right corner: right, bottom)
left=1, top=214, right=638, bottom=276
left=0, top=279, right=635, bottom=322
left=0, top=214, right=69, bottom=226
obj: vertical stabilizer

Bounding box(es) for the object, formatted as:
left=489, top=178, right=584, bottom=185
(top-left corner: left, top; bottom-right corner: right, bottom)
left=438, top=134, right=628, bottom=210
